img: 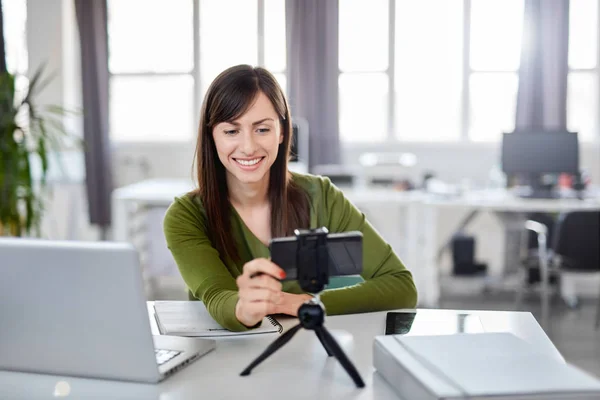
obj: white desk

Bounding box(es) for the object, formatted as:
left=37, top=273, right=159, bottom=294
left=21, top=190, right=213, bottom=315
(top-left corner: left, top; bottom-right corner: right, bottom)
left=0, top=307, right=563, bottom=400
left=417, top=190, right=600, bottom=310
left=111, top=179, right=600, bottom=308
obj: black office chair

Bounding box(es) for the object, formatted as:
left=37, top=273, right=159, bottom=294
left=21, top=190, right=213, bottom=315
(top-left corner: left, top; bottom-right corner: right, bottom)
left=553, top=212, right=600, bottom=329
left=516, top=211, right=600, bottom=329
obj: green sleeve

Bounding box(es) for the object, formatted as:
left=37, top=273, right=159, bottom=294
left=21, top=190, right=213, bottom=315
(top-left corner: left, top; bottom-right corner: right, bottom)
left=163, top=196, right=251, bottom=332
left=318, top=178, right=418, bottom=314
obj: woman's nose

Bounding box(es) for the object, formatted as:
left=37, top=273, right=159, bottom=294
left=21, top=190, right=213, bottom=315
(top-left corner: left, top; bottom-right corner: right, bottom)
left=239, top=130, right=258, bottom=155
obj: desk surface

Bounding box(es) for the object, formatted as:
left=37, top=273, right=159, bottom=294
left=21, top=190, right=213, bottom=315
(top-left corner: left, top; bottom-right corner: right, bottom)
left=113, top=178, right=600, bottom=211
left=0, top=307, right=562, bottom=400
left=111, top=178, right=424, bottom=206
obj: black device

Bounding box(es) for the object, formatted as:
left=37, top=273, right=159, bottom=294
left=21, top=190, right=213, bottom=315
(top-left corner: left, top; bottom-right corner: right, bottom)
left=241, top=227, right=365, bottom=388
left=289, top=117, right=309, bottom=165
left=269, top=230, right=363, bottom=284
left=384, top=312, right=417, bottom=335
left=501, top=131, right=579, bottom=198
left=384, top=312, right=484, bottom=336
left=451, top=233, right=487, bottom=276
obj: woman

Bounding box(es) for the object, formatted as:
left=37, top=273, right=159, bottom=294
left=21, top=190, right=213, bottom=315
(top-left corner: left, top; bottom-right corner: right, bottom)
left=164, top=65, right=417, bottom=331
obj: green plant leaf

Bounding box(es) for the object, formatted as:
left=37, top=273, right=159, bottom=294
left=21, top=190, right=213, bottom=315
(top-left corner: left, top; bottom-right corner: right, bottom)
left=1, top=68, right=80, bottom=237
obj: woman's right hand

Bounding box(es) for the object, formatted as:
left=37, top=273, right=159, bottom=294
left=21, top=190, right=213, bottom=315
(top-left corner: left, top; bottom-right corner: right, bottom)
left=235, top=258, right=287, bottom=327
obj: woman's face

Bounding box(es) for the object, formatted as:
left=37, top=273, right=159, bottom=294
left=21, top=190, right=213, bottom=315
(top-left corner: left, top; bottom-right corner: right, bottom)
left=212, top=91, right=284, bottom=187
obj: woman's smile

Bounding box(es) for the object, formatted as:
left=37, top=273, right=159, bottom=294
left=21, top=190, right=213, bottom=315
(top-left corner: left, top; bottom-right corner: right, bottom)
left=233, top=156, right=266, bottom=170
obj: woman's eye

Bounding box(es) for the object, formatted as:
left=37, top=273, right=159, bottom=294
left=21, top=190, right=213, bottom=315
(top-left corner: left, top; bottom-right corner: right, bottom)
left=224, top=130, right=238, bottom=135
left=257, top=128, right=270, bottom=134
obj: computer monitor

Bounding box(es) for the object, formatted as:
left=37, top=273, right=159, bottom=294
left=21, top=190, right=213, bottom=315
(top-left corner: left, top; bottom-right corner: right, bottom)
left=501, top=130, right=579, bottom=197
left=289, top=117, right=309, bottom=173
left=502, top=130, right=579, bottom=174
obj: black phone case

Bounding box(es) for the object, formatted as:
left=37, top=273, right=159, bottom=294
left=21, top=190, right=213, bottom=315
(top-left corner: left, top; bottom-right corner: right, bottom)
left=269, top=231, right=363, bottom=281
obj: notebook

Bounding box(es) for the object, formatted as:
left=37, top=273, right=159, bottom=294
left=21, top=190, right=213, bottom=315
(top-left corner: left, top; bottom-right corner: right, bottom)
left=374, top=332, right=600, bottom=400
left=153, top=301, right=283, bottom=337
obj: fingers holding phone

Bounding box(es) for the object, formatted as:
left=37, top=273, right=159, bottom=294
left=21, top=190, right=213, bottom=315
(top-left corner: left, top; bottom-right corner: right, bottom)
left=235, top=258, right=286, bottom=327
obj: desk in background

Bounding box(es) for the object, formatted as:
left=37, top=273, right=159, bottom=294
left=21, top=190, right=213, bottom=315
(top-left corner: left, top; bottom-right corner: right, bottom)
left=0, top=307, right=563, bottom=400
left=111, top=179, right=600, bottom=308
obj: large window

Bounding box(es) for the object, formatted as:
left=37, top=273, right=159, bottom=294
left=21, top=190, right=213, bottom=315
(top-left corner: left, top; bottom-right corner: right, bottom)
left=339, top=0, right=525, bottom=143
left=2, top=0, right=28, bottom=75
left=107, top=0, right=286, bottom=142
left=567, top=0, right=599, bottom=142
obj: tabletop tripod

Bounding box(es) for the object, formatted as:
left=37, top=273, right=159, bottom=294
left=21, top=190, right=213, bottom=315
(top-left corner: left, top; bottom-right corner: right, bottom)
left=240, top=228, right=365, bottom=388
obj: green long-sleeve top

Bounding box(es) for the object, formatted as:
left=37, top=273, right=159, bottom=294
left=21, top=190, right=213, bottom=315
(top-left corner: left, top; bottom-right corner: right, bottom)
left=163, top=172, right=418, bottom=331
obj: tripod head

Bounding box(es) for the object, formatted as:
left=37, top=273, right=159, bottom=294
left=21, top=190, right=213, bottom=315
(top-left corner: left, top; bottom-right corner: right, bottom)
left=294, top=227, right=330, bottom=294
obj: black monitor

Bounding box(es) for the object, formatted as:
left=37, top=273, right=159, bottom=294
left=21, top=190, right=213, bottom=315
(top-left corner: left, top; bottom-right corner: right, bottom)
left=501, top=130, right=579, bottom=197
left=289, top=117, right=309, bottom=172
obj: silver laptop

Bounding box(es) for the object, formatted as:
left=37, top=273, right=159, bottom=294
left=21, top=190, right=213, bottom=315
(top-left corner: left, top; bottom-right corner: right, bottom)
left=0, top=238, right=215, bottom=383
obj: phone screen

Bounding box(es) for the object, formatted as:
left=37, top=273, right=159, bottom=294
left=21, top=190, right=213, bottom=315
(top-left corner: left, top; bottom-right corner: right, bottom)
left=384, top=312, right=417, bottom=335
left=384, top=311, right=485, bottom=336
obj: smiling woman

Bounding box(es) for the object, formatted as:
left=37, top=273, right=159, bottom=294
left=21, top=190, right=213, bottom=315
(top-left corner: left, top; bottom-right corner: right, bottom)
left=163, top=65, right=417, bottom=331
left=212, top=95, right=283, bottom=187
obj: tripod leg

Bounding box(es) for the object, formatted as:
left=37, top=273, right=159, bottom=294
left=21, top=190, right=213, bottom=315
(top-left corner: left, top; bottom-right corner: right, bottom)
left=314, top=328, right=334, bottom=357
left=240, top=324, right=302, bottom=376
left=315, top=326, right=365, bottom=388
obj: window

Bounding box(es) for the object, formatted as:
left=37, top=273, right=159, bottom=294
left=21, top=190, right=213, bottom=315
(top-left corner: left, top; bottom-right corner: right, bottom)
left=338, top=0, right=389, bottom=142
left=567, top=0, right=598, bottom=142
left=339, top=0, right=524, bottom=142
left=2, top=0, right=28, bottom=76
left=468, top=0, right=523, bottom=141
left=1, top=0, right=28, bottom=106
left=107, top=0, right=286, bottom=142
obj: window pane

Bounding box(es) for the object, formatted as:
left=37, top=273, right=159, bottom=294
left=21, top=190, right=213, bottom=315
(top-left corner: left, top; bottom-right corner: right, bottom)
left=567, top=72, right=598, bottom=142
left=273, top=73, right=287, bottom=97
left=469, top=73, right=518, bottom=141
left=470, top=0, right=524, bottom=71
left=2, top=0, right=28, bottom=75
left=264, top=0, right=286, bottom=72
left=569, top=0, right=598, bottom=69
left=108, top=0, right=193, bottom=73
left=110, top=76, right=194, bottom=141
left=200, top=0, right=258, bottom=96
left=339, top=73, right=388, bottom=142
left=339, top=0, right=388, bottom=72
left=395, top=0, right=463, bottom=141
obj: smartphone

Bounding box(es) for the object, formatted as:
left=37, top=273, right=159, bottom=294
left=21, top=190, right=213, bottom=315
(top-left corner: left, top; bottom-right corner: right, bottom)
left=384, top=312, right=485, bottom=336
left=269, top=231, right=363, bottom=281
left=384, top=312, right=417, bottom=335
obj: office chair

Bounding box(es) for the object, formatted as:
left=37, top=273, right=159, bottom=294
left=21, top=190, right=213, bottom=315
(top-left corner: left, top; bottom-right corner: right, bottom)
left=515, top=211, right=600, bottom=329
left=552, top=212, right=600, bottom=330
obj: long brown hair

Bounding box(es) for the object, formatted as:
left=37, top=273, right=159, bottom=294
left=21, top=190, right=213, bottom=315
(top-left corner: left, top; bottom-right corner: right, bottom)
left=193, top=65, right=309, bottom=263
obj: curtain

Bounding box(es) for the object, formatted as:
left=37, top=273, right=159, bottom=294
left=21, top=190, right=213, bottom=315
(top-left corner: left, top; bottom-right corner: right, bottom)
left=0, top=0, right=6, bottom=73
left=515, top=0, right=570, bottom=130
left=74, top=0, right=113, bottom=237
left=286, top=0, right=340, bottom=168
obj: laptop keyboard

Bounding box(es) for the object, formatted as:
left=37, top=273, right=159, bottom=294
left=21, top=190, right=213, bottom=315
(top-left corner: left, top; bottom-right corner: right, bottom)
left=155, top=349, right=181, bottom=366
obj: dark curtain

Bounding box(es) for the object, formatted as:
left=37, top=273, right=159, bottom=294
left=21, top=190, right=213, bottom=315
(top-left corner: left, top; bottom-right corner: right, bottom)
left=0, top=0, right=7, bottom=73
left=286, top=0, right=340, bottom=168
left=74, top=0, right=113, bottom=236
left=515, top=0, right=570, bottom=130
left=514, top=0, right=570, bottom=253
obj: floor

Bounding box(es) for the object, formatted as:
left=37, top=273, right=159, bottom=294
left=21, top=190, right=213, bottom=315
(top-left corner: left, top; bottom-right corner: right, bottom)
left=148, top=276, right=600, bottom=379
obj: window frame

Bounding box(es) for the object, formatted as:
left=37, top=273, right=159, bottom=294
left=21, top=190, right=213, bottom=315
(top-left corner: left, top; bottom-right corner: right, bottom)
left=566, top=0, right=600, bottom=142
left=108, top=0, right=284, bottom=143
left=339, top=0, right=600, bottom=144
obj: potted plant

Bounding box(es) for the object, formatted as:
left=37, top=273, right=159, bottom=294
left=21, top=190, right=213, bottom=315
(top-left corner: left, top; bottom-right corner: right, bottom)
left=0, top=67, right=77, bottom=237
